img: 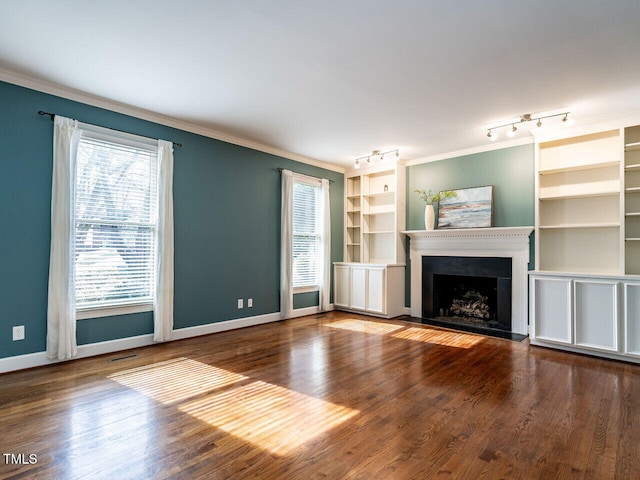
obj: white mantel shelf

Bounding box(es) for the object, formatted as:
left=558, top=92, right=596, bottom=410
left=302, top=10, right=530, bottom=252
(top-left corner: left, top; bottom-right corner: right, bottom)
left=403, top=226, right=534, bottom=239
left=404, top=226, right=534, bottom=336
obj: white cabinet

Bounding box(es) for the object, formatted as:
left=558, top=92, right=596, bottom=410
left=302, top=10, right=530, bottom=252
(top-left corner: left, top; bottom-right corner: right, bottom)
left=624, top=283, right=640, bottom=356
left=350, top=265, right=368, bottom=310
left=529, top=272, right=640, bottom=363
left=334, top=264, right=351, bottom=308
left=574, top=280, right=618, bottom=352
left=531, top=276, right=572, bottom=344
left=333, top=263, right=404, bottom=318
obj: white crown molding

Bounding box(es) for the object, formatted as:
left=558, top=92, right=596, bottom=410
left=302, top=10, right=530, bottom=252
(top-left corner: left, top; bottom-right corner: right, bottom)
left=405, top=137, right=533, bottom=167
left=0, top=68, right=345, bottom=174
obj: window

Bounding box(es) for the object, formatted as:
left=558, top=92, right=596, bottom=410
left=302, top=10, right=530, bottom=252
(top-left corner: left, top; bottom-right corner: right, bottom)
left=292, top=179, right=322, bottom=290
left=74, top=127, right=159, bottom=314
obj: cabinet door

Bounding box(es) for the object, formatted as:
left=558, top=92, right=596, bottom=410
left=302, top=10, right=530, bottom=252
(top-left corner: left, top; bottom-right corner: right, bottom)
left=574, top=280, right=619, bottom=352
left=334, top=265, right=350, bottom=308
left=351, top=266, right=367, bottom=310
left=366, top=267, right=386, bottom=314
left=624, top=283, right=640, bottom=356
left=532, top=277, right=572, bottom=344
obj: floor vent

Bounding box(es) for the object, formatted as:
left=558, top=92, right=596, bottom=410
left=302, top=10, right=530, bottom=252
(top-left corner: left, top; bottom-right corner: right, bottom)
left=109, top=354, right=138, bottom=362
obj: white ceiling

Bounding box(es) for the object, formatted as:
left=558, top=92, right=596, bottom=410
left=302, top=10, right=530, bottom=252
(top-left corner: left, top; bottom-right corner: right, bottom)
left=2, top=1, right=640, bottom=169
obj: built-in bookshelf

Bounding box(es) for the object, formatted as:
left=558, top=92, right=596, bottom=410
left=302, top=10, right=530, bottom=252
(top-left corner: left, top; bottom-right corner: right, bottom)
left=343, top=164, right=405, bottom=264
left=625, top=125, right=640, bottom=274
left=536, top=129, right=622, bottom=274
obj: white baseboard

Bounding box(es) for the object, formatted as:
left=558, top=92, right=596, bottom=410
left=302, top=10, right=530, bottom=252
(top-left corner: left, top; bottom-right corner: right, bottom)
left=0, top=306, right=334, bottom=374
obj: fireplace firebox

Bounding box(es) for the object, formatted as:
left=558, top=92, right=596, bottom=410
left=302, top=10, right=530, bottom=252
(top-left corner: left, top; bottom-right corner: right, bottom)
left=422, top=256, right=512, bottom=333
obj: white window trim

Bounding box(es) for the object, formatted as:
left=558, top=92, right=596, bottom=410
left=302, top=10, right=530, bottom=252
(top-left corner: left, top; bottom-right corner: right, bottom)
left=293, top=286, right=320, bottom=294
left=291, top=173, right=323, bottom=291
left=74, top=123, right=159, bottom=316
left=76, top=303, right=153, bottom=320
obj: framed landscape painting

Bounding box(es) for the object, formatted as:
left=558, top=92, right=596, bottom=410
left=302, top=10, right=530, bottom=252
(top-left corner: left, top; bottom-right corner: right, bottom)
left=437, top=185, right=493, bottom=229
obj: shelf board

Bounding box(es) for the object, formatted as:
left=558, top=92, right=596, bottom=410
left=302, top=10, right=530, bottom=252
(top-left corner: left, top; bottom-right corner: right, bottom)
left=625, top=163, right=640, bottom=171
left=346, top=243, right=361, bottom=246
left=626, top=238, right=640, bottom=241
left=626, top=187, right=640, bottom=193
left=625, top=142, right=640, bottom=152
left=626, top=213, right=640, bottom=217
left=346, top=209, right=361, bottom=213
left=346, top=225, right=361, bottom=229
left=363, top=210, right=394, bottom=216
left=363, top=230, right=395, bottom=235
left=363, top=191, right=394, bottom=198
left=346, top=194, right=361, bottom=199
left=539, top=160, right=620, bottom=175
left=539, top=190, right=620, bottom=201
left=539, top=223, right=620, bottom=230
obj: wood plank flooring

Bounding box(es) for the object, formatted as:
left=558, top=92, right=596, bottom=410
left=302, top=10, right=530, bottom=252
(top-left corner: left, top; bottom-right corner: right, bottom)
left=1, top=311, right=640, bottom=479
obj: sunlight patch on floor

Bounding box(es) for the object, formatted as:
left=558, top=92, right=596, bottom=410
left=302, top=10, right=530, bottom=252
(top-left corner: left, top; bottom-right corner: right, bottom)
left=392, top=327, right=484, bottom=348
left=325, top=318, right=404, bottom=335
left=179, top=380, right=359, bottom=455
left=108, top=357, right=247, bottom=405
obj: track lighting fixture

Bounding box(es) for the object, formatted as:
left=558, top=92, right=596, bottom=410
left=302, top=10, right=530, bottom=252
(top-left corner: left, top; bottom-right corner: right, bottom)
left=485, top=112, right=571, bottom=140
left=354, top=149, right=400, bottom=169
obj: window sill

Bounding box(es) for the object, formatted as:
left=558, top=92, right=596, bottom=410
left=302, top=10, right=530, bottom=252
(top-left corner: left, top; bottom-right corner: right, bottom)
left=76, top=303, right=153, bottom=320
left=293, top=287, right=320, bottom=294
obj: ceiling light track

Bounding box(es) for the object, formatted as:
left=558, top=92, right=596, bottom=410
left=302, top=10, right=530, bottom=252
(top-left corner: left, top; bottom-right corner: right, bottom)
left=486, top=112, right=572, bottom=141
left=354, top=149, right=399, bottom=169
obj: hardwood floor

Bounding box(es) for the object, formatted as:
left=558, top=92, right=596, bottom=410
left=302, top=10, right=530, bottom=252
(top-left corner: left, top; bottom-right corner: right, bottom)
left=1, top=311, right=639, bottom=479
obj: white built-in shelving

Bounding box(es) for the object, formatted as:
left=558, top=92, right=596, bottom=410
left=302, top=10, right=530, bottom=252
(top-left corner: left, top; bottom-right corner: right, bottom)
left=530, top=121, right=640, bottom=364
left=536, top=129, right=622, bottom=275
left=625, top=126, right=640, bottom=274
left=335, top=162, right=406, bottom=318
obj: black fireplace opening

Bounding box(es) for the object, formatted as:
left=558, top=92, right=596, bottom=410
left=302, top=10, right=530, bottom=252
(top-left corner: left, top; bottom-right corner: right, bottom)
left=422, top=256, right=512, bottom=335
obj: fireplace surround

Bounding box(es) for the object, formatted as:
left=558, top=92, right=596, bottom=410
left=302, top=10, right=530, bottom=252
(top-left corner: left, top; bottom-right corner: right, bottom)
left=404, top=227, right=534, bottom=336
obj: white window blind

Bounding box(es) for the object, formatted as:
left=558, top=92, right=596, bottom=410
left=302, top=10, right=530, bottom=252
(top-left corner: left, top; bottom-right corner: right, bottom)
left=74, top=131, right=159, bottom=310
left=292, top=180, right=321, bottom=289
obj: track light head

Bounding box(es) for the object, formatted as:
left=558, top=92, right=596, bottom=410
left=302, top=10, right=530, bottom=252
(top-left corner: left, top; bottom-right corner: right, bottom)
left=487, top=129, right=497, bottom=141
left=507, top=124, right=517, bottom=137
left=537, top=119, right=542, bottom=128
left=354, top=159, right=360, bottom=169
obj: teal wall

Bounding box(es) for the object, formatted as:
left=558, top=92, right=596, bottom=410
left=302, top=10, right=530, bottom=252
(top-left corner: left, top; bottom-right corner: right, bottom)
left=0, top=81, right=344, bottom=359
left=405, top=145, right=535, bottom=305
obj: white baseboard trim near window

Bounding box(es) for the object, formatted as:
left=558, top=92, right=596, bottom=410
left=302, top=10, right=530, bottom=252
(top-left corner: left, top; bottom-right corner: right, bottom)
left=0, top=306, right=335, bottom=374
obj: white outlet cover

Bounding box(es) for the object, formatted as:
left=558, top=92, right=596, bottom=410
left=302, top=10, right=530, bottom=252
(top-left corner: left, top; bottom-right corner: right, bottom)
left=237, top=299, right=243, bottom=309
left=13, top=325, right=25, bottom=341
left=248, top=298, right=253, bottom=307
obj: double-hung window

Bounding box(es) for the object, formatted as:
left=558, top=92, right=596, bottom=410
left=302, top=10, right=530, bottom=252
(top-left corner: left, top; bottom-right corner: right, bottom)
left=74, top=126, right=159, bottom=317
left=291, top=178, right=322, bottom=291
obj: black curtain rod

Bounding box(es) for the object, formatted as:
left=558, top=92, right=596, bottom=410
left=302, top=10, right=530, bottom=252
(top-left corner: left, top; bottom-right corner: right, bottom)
left=37, top=111, right=183, bottom=148
left=276, top=167, right=334, bottom=183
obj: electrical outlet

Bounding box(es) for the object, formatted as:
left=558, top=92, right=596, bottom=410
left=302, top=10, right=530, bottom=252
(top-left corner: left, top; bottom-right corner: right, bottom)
left=237, top=299, right=243, bottom=309
left=248, top=298, right=253, bottom=308
left=13, top=325, right=25, bottom=341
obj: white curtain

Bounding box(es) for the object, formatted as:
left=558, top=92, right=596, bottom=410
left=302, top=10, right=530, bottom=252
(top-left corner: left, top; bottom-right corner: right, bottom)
left=280, top=169, right=294, bottom=319
left=47, top=116, right=81, bottom=360
left=154, top=140, right=175, bottom=341
left=319, top=178, right=331, bottom=312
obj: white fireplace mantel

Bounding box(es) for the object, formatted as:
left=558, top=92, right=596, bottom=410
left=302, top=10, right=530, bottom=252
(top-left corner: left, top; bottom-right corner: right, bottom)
left=403, top=227, right=534, bottom=335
